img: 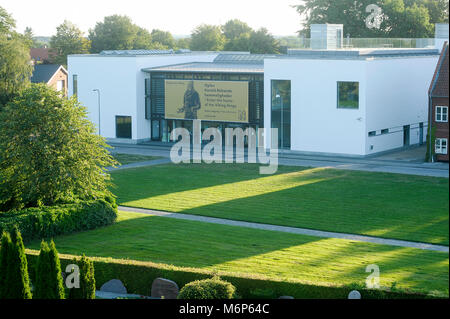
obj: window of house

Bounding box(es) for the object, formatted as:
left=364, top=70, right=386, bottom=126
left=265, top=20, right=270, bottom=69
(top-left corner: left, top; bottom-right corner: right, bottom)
left=435, top=138, right=448, bottom=154
left=116, top=116, right=132, bottom=139
left=368, top=131, right=376, bottom=137
left=56, top=80, right=64, bottom=92
left=381, top=129, right=389, bottom=134
left=73, top=75, right=78, bottom=96
left=337, top=81, right=359, bottom=109
left=436, top=106, right=448, bottom=122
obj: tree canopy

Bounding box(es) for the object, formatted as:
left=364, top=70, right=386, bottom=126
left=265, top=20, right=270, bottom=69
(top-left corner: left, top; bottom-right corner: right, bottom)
left=190, top=24, right=226, bottom=51
left=294, top=0, right=449, bottom=37
left=49, top=20, right=90, bottom=66
left=0, top=84, right=117, bottom=211
left=0, top=6, right=32, bottom=106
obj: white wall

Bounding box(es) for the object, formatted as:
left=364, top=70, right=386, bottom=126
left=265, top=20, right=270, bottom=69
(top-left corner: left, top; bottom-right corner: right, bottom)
left=68, top=53, right=217, bottom=142
left=364, top=56, right=438, bottom=154
left=264, top=58, right=367, bottom=155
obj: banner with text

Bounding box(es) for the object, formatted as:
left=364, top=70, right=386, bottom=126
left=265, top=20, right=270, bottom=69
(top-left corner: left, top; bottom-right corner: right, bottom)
left=164, top=80, right=249, bottom=123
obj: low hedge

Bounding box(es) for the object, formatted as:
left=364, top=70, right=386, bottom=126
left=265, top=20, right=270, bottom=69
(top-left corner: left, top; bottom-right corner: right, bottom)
left=0, top=199, right=117, bottom=243
left=25, top=250, right=434, bottom=299
left=178, top=277, right=236, bottom=299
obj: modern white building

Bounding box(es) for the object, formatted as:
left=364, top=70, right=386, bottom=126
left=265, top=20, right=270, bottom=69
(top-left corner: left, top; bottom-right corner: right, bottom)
left=68, top=40, right=442, bottom=156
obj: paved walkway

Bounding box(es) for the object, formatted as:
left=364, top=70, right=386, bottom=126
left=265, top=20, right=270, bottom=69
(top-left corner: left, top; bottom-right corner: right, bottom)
left=108, top=158, right=171, bottom=171
left=109, top=144, right=449, bottom=178
left=119, top=206, right=449, bottom=253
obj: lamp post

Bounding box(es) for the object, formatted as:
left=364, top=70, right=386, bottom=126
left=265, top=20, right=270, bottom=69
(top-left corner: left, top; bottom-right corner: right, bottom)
left=93, top=89, right=101, bottom=135
left=275, top=91, right=283, bottom=149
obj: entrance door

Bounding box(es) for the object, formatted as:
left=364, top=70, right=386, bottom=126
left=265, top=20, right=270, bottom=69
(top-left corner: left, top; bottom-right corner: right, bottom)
left=403, top=125, right=410, bottom=146
left=151, top=120, right=160, bottom=140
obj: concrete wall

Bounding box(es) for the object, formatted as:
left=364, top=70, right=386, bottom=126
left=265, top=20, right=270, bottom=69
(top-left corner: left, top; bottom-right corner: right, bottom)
left=365, top=56, right=437, bottom=154
left=264, top=58, right=367, bottom=155
left=68, top=53, right=217, bottom=143
left=265, top=54, right=438, bottom=156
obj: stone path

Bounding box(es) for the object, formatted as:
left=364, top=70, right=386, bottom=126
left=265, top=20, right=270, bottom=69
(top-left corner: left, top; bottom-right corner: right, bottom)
left=119, top=205, right=449, bottom=253
left=108, top=158, right=172, bottom=171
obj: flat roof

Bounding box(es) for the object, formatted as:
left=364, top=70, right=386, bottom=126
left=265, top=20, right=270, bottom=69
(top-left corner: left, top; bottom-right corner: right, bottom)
left=286, top=48, right=440, bottom=59
left=143, top=62, right=264, bottom=74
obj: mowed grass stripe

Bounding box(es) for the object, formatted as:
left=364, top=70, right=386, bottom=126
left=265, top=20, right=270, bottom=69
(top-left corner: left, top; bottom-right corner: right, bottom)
left=27, top=211, right=449, bottom=296
left=110, top=163, right=449, bottom=245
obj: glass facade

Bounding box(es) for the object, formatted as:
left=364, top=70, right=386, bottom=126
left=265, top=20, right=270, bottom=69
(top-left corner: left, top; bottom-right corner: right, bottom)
left=271, top=80, right=291, bottom=149
left=147, top=72, right=264, bottom=144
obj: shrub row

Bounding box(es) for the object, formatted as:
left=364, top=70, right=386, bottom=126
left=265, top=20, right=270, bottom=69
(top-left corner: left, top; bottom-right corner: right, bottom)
left=0, top=199, right=117, bottom=243
left=25, top=251, right=432, bottom=299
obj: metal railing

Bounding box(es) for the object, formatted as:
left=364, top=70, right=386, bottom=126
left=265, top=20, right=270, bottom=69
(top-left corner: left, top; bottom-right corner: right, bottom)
left=282, top=38, right=436, bottom=49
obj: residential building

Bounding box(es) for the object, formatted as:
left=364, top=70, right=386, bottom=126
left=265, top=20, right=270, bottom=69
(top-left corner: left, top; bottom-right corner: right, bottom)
left=31, top=64, right=68, bottom=95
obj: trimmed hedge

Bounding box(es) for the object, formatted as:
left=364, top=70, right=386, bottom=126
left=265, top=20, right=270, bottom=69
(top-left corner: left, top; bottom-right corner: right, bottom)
left=178, top=277, right=236, bottom=299
left=0, top=199, right=117, bottom=243
left=25, top=250, right=435, bottom=299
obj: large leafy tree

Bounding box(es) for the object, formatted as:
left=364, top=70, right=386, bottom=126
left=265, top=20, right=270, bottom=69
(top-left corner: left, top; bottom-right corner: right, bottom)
left=222, top=19, right=252, bottom=41
left=49, top=20, right=90, bottom=66
left=89, top=15, right=162, bottom=52
left=293, top=0, right=448, bottom=37
left=248, top=28, right=280, bottom=54
left=151, top=29, right=176, bottom=49
left=0, top=84, right=117, bottom=211
left=89, top=15, right=137, bottom=52
left=190, top=24, right=226, bottom=51
left=0, top=6, right=32, bottom=106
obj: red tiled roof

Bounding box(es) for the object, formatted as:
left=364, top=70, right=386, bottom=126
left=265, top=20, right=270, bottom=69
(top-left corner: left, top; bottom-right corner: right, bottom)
left=430, top=42, right=449, bottom=98
left=30, top=48, right=56, bottom=62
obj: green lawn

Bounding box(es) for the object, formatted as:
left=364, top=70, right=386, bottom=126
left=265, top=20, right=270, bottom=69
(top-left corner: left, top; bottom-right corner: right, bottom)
left=110, top=163, right=449, bottom=245
left=111, top=153, right=161, bottom=165
left=27, top=211, right=449, bottom=296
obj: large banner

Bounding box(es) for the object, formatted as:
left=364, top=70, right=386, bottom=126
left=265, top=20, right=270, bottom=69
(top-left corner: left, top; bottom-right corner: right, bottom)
left=164, top=80, right=249, bottom=123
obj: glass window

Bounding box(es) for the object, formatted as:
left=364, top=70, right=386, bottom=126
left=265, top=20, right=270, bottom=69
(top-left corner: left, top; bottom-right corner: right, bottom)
left=337, top=82, right=359, bottom=109
left=436, top=106, right=448, bottom=122
left=271, top=80, right=291, bottom=149
left=72, top=74, right=78, bottom=97
left=368, top=131, right=376, bottom=137
left=381, top=129, right=389, bottom=134
left=435, top=138, right=448, bottom=154
left=116, top=116, right=132, bottom=139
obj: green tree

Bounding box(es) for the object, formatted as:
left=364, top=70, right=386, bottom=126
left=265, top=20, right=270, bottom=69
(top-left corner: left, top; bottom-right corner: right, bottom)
left=49, top=20, right=90, bottom=66
left=68, top=254, right=95, bottom=299
left=0, top=6, right=15, bottom=35
left=34, top=240, right=65, bottom=299
left=0, top=6, right=32, bottom=106
left=89, top=15, right=138, bottom=52
left=248, top=28, right=280, bottom=54
left=176, top=37, right=191, bottom=50
left=0, top=231, right=12, bottom=298
left=0, top=84, right=118, bottom=211
left=224, top=32, right=251, bottom=51
left=6, top=228, right=32, bottom=299
left=222, top=19, right=252, bottom=40
left=293, top=0, right=447, bottom=37
left=151, top=29, right=175, bottom=49
left=190, top=24, right=226, bottom=51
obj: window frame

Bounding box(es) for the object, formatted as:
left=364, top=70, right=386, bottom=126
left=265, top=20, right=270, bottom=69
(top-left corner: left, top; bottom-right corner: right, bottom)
left=115, top=115, right=132, bottom=139
left=435, top=138, right=448, bottom=155
left=337, top=81, right=359, bottom=110
left=435, top=106, right=448, bottom=123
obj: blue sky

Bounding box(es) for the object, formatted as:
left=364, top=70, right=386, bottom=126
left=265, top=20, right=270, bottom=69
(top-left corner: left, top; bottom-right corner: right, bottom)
left=2, top=0, right=304, bottom=37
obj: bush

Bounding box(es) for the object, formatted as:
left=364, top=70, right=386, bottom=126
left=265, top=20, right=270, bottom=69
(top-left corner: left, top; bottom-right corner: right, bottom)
left=68, top=254, right=96, bottom=299
left=34, top=240, right=65, bottom=299
left=0, top=231, right=12, bottom=298
left=0, top=199, right=117, bottom=243
left=24, top=251, right=434, bottom=299
left=4, top=228, right=32, bottom=299
left=178, top=277, right=236, bottom=299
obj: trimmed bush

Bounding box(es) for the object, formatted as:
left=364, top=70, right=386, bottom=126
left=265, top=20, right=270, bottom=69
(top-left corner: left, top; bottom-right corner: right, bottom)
left=0, top=231, right=12, bottom=298
left=68, top=254, right=96, bottom=299
left=34, top=240, right=65, bottom=299
left=178, top=277, right=236, bottom=299
left=24, top=251, right=435, bottom=299
left=0, top=198, right=117, bottom=243
left=5, top=228, right=32, bottom=299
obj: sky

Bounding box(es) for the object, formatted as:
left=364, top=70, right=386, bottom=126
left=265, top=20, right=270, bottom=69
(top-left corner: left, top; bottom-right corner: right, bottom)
left=1, top=0, right=304, bottom=37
